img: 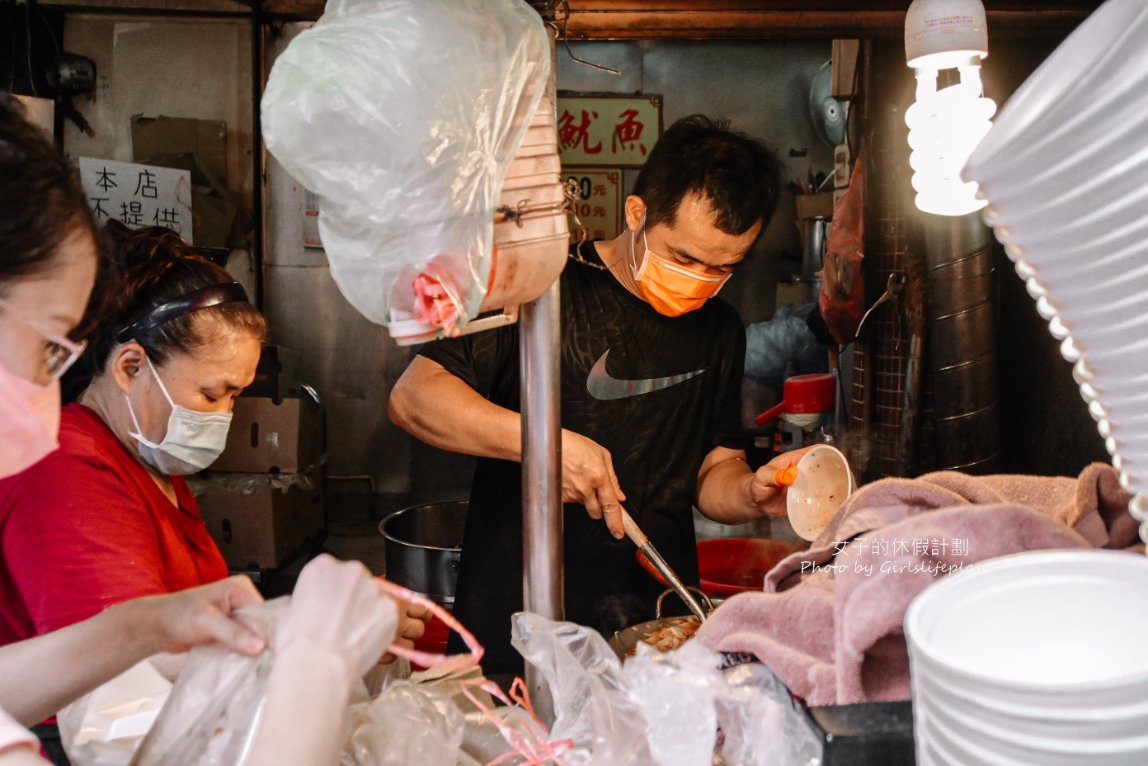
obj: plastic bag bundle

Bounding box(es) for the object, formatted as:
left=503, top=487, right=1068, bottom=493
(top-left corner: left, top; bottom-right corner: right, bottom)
left=713, top=663, right=823, bottom=766
left=129, top=594, right=542, bottom=766
left=343, top=682, right=466, bottom=766
left=261, top=0, right=550, bottom=332
left=621, top=642, right=724, bottom=765
left=512, top=613, right=823, bottom=766
left=345, top=667, right=554, bottom=766
left=512, top=613, right=654, bottom=765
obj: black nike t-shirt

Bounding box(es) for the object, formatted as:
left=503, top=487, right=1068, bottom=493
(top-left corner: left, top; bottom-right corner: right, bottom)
left=419, top=240, right=745, bottom=673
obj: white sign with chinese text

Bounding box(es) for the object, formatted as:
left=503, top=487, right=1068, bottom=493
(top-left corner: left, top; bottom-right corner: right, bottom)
left=79, top=157, right=194, bottom=242
left=557, top=95, right=662, bottom=168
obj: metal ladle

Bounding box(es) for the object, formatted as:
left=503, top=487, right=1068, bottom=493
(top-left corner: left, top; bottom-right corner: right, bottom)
left=621, top=509, right=709, bottom=622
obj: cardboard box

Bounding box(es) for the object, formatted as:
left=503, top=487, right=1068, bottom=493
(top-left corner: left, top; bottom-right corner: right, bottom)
left=213, top=390, right=324, bottom=474
left=193, top=471, right=325, bottom=570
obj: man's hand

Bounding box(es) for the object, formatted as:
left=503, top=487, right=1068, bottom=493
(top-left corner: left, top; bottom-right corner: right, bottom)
left=561, top=429, right=627, bottom=539
left=748, top=447, right=814, bottom=517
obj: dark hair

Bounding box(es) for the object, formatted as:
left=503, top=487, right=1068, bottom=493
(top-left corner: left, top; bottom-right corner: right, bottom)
left=78, top=220, right=266, bottom=375
left=0, top=94, right=98, bottom=292
left=632, top=114, right=783, bottom=237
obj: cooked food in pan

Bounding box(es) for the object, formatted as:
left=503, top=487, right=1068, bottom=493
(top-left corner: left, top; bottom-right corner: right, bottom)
left=626, top=615, right=702, bottom=656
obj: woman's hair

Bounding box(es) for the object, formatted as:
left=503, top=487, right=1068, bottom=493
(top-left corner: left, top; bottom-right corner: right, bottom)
left=632, top=114, right=783, bottom=237
left=0, top=94, right=98, bottom=293
left=76, top=220, right=267, bottom=378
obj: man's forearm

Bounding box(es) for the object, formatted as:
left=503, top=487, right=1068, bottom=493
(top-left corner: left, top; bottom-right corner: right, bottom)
left=696, top=457, right=763, bottom=525
left=388, top=358, right=524, bottom=462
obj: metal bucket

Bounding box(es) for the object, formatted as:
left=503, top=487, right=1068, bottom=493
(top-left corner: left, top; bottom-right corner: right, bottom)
left=378, top=500, right=467, bottom=605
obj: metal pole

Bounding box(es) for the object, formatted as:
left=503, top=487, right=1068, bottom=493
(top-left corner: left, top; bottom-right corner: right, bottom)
left=520, top=275, right=563, bottom=725
left=924, top=211, right=998, bottom=471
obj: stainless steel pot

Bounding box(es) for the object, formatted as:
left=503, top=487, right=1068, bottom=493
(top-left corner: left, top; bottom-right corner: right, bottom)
left=378, top=500, right=467, bottom=604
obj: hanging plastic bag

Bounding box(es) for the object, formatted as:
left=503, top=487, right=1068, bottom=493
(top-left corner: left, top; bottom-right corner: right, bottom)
left=261, top=0, right=551, bottom=334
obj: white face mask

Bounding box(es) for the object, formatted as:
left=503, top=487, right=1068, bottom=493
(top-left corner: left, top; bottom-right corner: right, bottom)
left=125, top=355, right=232, bottom=476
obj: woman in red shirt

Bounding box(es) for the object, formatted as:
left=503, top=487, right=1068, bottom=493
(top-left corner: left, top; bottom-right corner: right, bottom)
left=0, top=96, right=402, bottom=766
left=0, top=221, right=426, bottom=764
left=0, top=221, right=265, bottom=644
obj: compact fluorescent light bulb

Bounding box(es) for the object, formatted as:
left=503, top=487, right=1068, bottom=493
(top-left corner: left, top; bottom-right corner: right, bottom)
left=904, top=0, right=997, bottom=216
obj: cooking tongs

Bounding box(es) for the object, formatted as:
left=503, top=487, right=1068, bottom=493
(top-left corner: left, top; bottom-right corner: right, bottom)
left=621, top=509, right=709, bottom=622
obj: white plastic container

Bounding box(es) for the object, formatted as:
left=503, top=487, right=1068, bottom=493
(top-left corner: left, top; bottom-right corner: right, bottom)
left=905, top=549, right=1148, bottom=765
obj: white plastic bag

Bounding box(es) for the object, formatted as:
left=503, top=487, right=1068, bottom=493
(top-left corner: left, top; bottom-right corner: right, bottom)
left=130, top=600, right=287, bottom=766
left=261, top=0, right=550, bottom=331
left=131, top=594, right=545, bottom=766
left=57, top=659, right=173, bottom=766
left=512, top=613, right=654, bottom=766
left=343, top=682, right=465, bottom=766
left=511, top=612, right=824, bottom=766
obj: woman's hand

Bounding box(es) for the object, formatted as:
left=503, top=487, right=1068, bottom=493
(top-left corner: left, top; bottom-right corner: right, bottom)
left=137, top=575, right=266, bottom=656
left=561, top=429, right=627, bottom=539
left=276, top=554, right=399, bottom=683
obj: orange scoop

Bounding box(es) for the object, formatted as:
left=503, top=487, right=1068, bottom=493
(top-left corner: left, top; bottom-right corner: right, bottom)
left=773, top=465, right=799, bottom=487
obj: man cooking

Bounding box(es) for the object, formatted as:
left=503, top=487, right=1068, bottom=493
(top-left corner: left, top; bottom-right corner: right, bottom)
left=389, top=114, right=806, bottom=674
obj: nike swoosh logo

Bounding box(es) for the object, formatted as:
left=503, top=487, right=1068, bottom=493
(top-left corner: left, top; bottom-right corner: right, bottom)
left=585, top=349, right=705, bottom=401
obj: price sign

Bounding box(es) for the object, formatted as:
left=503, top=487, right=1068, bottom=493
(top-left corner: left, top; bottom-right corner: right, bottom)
left=566, top=169, right=623, bottom=243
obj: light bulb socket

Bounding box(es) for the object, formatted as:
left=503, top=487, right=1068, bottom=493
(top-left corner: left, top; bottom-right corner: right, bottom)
left=905, top=0, right=989, bottom=68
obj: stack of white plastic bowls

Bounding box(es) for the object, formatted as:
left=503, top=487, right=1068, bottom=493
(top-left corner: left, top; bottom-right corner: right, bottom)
left=963, top=0, right=1148, bottom=546
left=905, top=550, right=1148, bottom=765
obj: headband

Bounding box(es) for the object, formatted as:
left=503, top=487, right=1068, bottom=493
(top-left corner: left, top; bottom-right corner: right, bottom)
left=115, top=282, right=250, bottom=344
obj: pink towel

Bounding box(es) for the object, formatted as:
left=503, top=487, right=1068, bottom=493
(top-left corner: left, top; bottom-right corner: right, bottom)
left=695, top=463, right=1136, bottom=706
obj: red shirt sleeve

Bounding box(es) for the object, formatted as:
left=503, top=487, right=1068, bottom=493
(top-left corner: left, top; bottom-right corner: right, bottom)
left=3, top=448, right=179, bottom=635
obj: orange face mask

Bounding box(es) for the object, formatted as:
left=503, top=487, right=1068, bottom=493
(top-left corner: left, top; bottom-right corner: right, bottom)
left=633, top=230, right=729, bottom=317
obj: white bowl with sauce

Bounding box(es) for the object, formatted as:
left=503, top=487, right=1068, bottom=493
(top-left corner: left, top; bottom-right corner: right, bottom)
left=786, top=444, right=855, bottom=542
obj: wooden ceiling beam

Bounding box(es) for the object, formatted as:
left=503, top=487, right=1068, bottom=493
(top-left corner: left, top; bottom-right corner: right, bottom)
left=40, top=0, right=1102, bottom=34
left=557, top=2, right=1100, bottom=40
left=40, top=0, right=252, bottom=15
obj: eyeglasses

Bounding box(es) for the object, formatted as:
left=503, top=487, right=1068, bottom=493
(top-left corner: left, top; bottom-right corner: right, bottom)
left=0, top=301, right=87, bottom=381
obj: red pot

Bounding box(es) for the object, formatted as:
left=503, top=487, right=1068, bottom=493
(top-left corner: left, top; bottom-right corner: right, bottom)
left=637, top=537, right=798, bottom=599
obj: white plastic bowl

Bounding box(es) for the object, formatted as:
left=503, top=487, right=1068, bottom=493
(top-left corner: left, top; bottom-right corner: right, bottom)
left=963, top=0, right=1148, bottom=516
left=785, top=444, right=855, bottom=542
left=907, top=550, right=1148, bottom=764
left=906, top=550, right=1148, bottom=690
